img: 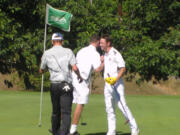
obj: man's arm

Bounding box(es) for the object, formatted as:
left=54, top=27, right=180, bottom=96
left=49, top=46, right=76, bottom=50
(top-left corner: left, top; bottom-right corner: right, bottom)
left=72, top=64, right=83, bottom=83
left=94, top=55, right=104, bottom=72
left=39, top=53, right=47, bottom=74
left=94, top=62, right=104, bottom=72
left=105, top=67, right=126, bottom=85
left=116, top=67, right=126, bottom=81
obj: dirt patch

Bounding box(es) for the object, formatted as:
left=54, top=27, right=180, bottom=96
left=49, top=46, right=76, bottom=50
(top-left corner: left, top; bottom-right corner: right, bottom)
left=0, top=73, right=22, bottom=90
left=1, top=72, right=180, bottom=95
left=152, top=77, right=180, bottom=95
left=91, top=73, right=180, bottom=95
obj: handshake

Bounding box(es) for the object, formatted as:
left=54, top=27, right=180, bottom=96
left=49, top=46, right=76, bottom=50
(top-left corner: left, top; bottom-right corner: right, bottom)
left=105, top=77, right=117, bottom=85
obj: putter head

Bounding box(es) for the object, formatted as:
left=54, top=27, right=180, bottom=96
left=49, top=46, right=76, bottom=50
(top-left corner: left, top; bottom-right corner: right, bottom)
left=38, top=124, right=42, bottom=127
left=81, top=122, right=87, bottom=126
left=124, top=120, right=129, bottom=125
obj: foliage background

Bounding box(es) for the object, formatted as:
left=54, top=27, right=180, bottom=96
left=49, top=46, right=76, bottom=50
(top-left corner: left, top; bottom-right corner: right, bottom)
left=0, top=0, right=180, bottom=90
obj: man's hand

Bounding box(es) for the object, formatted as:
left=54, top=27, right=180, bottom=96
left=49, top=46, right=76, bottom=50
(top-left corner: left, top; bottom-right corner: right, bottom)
left=39, top=69, right=44, bottom=74
left=72, top=64, right=83, bottom=83
left=105, top=77, right=117, bottom=85
left=77, top=76, right=83, bottom=83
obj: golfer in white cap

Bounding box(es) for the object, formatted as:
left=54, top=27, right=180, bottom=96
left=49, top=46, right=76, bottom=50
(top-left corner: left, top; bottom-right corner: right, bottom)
left=40, top=33, right=82, bottom=135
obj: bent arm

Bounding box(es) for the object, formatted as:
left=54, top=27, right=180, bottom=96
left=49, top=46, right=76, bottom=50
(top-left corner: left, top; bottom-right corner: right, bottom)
left=94, top=55, right=104, bottom=72
left=94, top=62, right=104, bottom=72
left=116, top=67, right=126, bottom=81
left=72, top=64, right=83, bottom=82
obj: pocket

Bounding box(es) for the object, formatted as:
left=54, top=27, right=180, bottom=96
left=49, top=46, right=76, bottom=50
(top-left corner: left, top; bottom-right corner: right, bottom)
left=61, top=82, right=73, bottom=93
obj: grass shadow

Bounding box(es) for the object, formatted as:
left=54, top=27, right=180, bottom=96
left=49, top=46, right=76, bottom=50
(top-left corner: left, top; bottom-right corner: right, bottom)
left=85, top=131, right=131, bottom=135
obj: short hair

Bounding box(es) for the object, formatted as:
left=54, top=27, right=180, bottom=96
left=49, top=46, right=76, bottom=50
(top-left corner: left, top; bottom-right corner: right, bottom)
left=52, top=40, right=63, bottom=44
left=101, top=34, right=112, bottom=45
left=90, top=34, right=100, bottom=43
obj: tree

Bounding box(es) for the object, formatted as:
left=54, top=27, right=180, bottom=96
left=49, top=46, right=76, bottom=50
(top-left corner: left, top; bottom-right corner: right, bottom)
left=0, top=0, right=45, bottom=89
left=121, top=0, right=180, bottom=82
left=0, top=0, right=180, bottom=89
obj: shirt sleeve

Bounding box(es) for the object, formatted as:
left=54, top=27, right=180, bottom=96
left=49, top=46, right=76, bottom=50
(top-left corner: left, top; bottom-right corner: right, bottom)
left=40, top=52, right=47, bottom=70
left=116, top=52, right=125, bottom=68
left=92, top=52, right=101, bottom=70
left=69, top=50, right=76, bottom=66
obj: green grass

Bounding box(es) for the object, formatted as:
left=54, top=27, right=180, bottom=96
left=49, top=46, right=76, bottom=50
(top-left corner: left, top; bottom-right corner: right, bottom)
left=0, top=90, right=180, bottom=135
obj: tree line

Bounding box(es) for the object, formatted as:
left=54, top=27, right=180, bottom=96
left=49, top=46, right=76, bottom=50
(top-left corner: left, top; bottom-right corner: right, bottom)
left=0, top=0, right=180, bottom=89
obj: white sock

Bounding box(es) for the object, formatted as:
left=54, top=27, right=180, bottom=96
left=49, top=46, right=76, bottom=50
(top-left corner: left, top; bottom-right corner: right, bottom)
left=70, top=124, right=77, bottom=134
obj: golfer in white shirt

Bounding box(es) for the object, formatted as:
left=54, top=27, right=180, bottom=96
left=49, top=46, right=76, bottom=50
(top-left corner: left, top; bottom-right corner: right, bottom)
left=100, top=34, right=139, bottom=135
left=69, top=35, right=104, bottom=135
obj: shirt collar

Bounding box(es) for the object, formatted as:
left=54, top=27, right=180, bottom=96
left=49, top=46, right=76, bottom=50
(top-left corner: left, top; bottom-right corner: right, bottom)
left=53, top=45, right=63, bottom=48
left=89, top=44, right=96, bottom=50
left=105, top=47, right=113, bottom=56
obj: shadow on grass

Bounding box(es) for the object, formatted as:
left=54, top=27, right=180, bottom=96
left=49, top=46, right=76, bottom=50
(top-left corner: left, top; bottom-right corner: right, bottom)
left=85, top=131, right=131, bottom=135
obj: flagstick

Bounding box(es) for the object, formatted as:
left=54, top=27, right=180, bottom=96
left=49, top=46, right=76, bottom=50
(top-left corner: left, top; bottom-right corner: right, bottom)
left=38, top=5, right=48, bottom=127
left=38, top=74, right=44, bottom=127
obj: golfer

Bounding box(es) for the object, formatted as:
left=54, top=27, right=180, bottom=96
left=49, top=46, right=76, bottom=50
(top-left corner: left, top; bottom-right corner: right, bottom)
left=100, top=34, right=139, bottom=135
left=69, top=34, right=104, bottom=135
left=40, top=33, right=82, bottom=135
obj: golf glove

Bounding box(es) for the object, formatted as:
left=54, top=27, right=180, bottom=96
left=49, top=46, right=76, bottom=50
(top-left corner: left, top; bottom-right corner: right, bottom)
left=105, top=77, right=117, bottom=85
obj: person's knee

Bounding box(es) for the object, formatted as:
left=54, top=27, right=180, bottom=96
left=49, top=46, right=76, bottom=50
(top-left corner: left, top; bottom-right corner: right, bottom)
left=61, top=106, right=72, bottom=115
left=77, top=104, right=84, bottom=108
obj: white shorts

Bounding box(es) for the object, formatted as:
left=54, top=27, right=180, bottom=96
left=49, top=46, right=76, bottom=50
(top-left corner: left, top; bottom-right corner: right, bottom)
left=72, top=73, right=90, bottom=104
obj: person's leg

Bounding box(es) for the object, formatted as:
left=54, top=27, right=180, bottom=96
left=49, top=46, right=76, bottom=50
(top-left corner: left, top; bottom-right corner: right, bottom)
left=115, top=82, right=139, bottom=135
left=70, top=80, right=89, bottom=134
left=60, top=92, right=73, bottom=135
left=104, top=83, right=116, bottom=135
left=50, top=83, right=61, bottom=135
left=72, top=104, right=84, bottom=124
left=69, top=104, right=84, bottom=134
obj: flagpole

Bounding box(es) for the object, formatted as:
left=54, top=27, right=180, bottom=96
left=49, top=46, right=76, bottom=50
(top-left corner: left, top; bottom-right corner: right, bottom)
left=38, top=4, right=48, bottom=127
left=38, top=3, right=73, bottom=127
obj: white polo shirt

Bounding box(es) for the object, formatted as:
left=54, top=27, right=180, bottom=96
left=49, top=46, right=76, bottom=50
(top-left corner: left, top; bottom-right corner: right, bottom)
left=74, top=45, right=101, bottom=82
left=104, top=47, right=125, bottom=80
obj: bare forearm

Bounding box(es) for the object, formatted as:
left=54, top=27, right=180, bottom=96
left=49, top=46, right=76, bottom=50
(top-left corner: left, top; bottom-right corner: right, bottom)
left=95, top=62, right=104, bottom=72
left=74, top=68, right=81, bottom=78
left=72, top=64, right=83, bottom=82
left=116, top=67, right=126, bottom=81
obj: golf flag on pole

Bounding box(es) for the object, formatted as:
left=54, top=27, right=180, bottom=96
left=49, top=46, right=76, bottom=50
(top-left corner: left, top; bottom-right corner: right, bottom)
left=46, top=4, right=73, bottom=32
left=39, top=4, right=73, bottom=126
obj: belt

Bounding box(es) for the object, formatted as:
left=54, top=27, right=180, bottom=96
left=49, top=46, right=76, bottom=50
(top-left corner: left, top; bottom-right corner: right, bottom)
left=51, top=81, right=69, bottom=84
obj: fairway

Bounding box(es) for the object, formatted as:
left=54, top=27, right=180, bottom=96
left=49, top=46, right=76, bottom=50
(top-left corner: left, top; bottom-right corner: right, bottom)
left=0, top=90, right=180, bottom=135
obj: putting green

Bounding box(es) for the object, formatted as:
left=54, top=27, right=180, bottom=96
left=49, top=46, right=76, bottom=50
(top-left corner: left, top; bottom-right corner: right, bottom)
left=0, top=90, right=179, bottom=135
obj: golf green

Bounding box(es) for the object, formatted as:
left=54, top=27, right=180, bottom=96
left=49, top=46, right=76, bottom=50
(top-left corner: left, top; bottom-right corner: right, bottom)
left=0, top=90, right=179, bottom=135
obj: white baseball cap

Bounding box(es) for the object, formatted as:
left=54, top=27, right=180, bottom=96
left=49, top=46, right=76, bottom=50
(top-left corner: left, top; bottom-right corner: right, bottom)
left=52, top=33, right=64, bottom=40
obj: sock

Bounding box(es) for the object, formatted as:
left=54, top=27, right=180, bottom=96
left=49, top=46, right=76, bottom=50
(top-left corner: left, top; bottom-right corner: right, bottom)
left=70, top=124, right=77, bottom=134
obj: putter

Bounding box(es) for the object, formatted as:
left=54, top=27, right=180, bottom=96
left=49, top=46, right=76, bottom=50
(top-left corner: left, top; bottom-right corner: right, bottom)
left=38, top=74, right=44, bottom=127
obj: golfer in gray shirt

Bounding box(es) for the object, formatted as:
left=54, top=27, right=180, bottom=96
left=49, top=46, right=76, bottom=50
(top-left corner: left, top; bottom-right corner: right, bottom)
left=40, top=33, right=82, bottom=135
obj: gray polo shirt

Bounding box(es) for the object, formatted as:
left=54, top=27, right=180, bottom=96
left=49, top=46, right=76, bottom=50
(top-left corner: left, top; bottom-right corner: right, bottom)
left=40, top=45, right=76, bottom=83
